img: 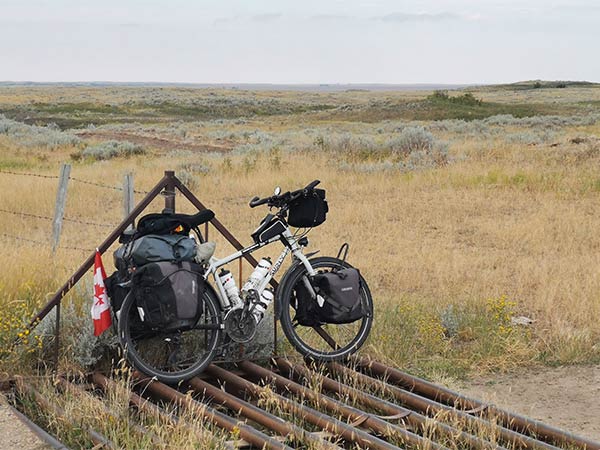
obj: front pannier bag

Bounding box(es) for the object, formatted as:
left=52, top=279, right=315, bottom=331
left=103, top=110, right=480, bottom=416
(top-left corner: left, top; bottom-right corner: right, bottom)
left=313, top=268, right=364, bottom=324
left=292, top=268, right=366, bottom=326
left=287, top=189, right=328, bottom=228
left=292, top=280, right=320, bottom=327
left=132, top=261, right=204, bottom=331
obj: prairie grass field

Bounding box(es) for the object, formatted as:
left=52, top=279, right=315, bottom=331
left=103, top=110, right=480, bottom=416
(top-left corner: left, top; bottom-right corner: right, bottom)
left=1, top=81, right=600, bottom=385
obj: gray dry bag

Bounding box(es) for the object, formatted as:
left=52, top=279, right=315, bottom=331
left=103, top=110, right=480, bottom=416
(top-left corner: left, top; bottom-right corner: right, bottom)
left=129, top=234, right=197, bottom=267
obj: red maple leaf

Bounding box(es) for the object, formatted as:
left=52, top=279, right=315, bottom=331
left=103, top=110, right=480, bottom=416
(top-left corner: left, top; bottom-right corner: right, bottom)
left=94, top=283, right=105, bottom=306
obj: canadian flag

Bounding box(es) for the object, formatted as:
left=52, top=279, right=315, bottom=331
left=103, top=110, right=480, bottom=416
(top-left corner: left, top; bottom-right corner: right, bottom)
left=91, top=249, right=112, bottom=336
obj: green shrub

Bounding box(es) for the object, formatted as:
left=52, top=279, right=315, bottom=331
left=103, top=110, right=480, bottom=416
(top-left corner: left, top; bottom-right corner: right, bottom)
left=79, top=140, right=145, bottom=160
left=34, top=299, right=119, bottom=369
left=176, top=161, right=211, bottom=191
left=0, top=114, right=81, bottom=149
left=428, top=91, right=483, bottom=106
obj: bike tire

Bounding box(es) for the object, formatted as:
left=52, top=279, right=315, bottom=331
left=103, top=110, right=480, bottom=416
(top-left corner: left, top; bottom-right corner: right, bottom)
left=278, top=256, right=373, bottom=361
left=118, top=287, right=222, bottom=384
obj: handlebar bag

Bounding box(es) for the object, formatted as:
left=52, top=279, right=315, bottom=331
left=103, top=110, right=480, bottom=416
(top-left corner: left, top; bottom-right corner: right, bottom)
left=313, top=268, right=365, bottom=324
left=132, top=261, right=204, bottom=331
left=129, top=234, right=197, bottom=267
left=287, top=189, right=328, bottom=228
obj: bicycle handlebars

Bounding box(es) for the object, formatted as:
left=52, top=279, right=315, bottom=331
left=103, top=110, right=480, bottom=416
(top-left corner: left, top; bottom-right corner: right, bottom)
left=249, top=180, right=321, bottom=208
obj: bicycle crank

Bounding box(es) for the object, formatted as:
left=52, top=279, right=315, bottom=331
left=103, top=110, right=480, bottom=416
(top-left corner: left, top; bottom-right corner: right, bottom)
left=224, top=307, right=257, bottom=343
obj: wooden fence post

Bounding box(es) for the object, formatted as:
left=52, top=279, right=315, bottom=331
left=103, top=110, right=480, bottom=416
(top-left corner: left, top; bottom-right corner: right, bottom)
left=123, top=173, right=134, bottom=229
left=52, top=163, right=71, bottom=253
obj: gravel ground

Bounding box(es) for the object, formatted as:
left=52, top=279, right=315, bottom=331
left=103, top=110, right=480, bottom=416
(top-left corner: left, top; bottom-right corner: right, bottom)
left=0, top=394, right=53, bottom=450
left=460, top=364, right=600, bottom=442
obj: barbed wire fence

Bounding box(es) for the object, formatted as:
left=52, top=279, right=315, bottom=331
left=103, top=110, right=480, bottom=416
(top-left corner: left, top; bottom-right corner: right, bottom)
left=0, top=164, right=144, bottom=254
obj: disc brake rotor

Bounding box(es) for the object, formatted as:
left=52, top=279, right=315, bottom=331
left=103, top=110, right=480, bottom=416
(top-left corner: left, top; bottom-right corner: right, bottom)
left=224, top=307, right=257, bottom=343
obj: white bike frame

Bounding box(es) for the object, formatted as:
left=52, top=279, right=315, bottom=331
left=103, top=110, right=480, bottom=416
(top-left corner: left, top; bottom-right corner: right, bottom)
left=204, top=228, right=315, bottom=311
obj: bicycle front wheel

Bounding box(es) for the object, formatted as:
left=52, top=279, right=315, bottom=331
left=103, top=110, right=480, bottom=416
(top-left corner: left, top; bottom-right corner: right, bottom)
left=278, top=256, right=373, bottom=361
left=118, top=287, right=222, bottom=384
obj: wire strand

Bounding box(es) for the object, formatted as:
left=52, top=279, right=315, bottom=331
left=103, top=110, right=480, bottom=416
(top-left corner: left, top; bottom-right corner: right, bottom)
left=0, top=169, right=59, bottom=179
left=0, top=169, right=149, bottom=194
left=0, top=208, right=118, bottom=228
left=0, top=233, right=92, bottom=254
left=69, top=176, right=149, bottom=195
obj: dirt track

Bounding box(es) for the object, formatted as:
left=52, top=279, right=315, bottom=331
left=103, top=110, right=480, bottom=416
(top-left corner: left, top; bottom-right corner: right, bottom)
left=76, top=130, right=232, bottom=153
left=461, top=364, right=600, bottom=442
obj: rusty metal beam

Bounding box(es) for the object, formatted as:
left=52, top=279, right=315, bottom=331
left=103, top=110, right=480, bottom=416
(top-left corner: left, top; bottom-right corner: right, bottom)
left=187, top=375, right=340, bottom=449
left=353, top=356, right=600, bottom=450
left=163, top=170, right=176, bottom=213
left=14, top=378, right=116, bottom=449
left=56, top=377, right=165, bottom=448
left=91, top=372, right=236, bottom=450
left=329, top=362, right=560, bottom=450
left=205, top=363, right=400, bottom=450
left=239, top=359, right=446, bottom=450
left=132, top=371, right=292, bottom=450
left=278, top=358, right=507, bottom=450
left=6, top=402, right=70, bottom=450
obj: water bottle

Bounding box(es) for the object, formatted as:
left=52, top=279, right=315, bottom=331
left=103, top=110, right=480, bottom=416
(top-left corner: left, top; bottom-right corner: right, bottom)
left=218, top=269, right=242, bottom=308
left=242, top=257, right=272, bottom=295
left=252, top=288, right=274, bottom=324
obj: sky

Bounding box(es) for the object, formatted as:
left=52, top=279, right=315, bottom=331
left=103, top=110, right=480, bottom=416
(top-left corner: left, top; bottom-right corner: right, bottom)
left=0, top=0, right=599, bottom=84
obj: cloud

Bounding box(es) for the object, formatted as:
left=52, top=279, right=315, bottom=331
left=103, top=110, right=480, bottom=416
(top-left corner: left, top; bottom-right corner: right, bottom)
left=310, top=14, right=352, bottom=21
left=377, top=12, right=459, bottom=23
left=251, top=13, right=282, bottom=22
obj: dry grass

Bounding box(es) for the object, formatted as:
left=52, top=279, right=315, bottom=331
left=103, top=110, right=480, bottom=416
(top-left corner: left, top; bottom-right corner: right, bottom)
left=16, top=373, right=229, bottom=449
left=0, top=85, right=599, bottom=384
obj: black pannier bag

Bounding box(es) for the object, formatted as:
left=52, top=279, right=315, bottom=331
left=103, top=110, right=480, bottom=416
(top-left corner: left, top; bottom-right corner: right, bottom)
left=292, top=280, right=320, bottom=327
left=292, top=268, right=366, bottom=326
left=104, top=271, right=130, bottom=315
left=313, top=268, right=364, bottom=324
left=287, top=189, right=328, bottom=228
left=132, top=261, right=204, bottom=331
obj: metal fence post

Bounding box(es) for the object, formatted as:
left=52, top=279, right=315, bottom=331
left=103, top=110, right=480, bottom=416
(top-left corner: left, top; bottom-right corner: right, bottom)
left=163, top=170, right=175, bottom=213
left=52, top=163, right=71, bottom=253
left=54, top=302, right=60, bottom=372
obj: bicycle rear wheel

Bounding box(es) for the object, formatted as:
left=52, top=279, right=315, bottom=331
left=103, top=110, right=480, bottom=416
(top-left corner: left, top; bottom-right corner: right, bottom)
left=278, top=256, right=373, bottom=361
left=118, top=287, right=222, bottom=384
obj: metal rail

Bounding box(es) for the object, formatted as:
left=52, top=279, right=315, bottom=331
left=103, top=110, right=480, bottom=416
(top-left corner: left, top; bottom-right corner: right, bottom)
left=276, top=359, right=504, bottom=450
left=8, top=358, right=599, bottom=449
left=91, top=372, right=238, bottom=450
left=56, top=376, right=166, bottom=448
left=187, top=373, right=340, bottom=449
left=13, top=378, right=116, bottom=449
left=353, top=355, right=600, bottom=450
left=328, top=361, right=560, bottom=450
left=205, top=363, right=399, bottom=450
left=132, top=371, right=292, bottom=450
left=240, top=359, right=445, bottom=450
left=6, top=402, right=70, bottom=449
